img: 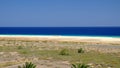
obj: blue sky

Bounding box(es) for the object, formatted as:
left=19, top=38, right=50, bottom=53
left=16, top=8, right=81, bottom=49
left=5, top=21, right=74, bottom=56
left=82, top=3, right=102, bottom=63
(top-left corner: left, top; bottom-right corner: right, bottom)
left=0, top=0, right=120, bottom=27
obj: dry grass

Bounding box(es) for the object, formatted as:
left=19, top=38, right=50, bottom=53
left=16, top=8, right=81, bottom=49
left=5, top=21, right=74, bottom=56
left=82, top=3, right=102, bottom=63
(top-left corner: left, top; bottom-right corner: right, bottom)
left=0, top=39, right=120, bottom=68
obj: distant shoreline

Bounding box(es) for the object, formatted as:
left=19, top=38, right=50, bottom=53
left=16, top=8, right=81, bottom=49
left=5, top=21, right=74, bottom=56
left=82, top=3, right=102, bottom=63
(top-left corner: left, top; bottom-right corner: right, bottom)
left=0, top=34, right=120, bottom=42
left=0, top=34, right=120, bottom=38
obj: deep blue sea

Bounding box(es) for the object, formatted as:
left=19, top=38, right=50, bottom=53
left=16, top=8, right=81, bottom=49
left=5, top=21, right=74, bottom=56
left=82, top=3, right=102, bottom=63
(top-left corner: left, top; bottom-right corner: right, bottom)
left=0, top=27, right=120, bottom=37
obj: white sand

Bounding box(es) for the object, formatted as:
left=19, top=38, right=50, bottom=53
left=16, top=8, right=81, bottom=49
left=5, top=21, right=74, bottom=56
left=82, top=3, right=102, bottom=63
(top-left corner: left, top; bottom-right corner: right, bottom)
left=0, top=35, right=120, bottom=42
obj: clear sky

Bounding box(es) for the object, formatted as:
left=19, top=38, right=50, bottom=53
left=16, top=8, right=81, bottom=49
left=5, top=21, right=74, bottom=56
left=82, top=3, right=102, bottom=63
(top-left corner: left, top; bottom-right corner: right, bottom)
left=0, top=0, right=120, bottom=27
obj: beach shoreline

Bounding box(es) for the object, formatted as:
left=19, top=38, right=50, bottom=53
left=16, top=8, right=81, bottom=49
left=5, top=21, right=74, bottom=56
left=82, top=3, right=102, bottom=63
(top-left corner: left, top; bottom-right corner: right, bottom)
left=0, top=35, right=120, bottom=45
left=0, top=35, right=120, bottom=40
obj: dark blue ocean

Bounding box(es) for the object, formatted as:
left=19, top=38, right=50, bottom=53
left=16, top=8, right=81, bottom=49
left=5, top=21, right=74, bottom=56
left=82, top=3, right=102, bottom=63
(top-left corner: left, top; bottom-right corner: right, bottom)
left=0, top=27, right=120, bottom=37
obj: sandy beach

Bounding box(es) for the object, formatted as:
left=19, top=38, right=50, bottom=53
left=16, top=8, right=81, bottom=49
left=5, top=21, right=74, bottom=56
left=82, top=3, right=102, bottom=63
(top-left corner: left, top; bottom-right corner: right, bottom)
left=0, top=35, right=120, bottom=45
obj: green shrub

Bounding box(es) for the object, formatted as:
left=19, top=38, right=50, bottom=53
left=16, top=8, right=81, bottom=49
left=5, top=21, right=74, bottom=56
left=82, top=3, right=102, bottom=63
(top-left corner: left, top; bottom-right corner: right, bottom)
left=78, top=48, right=84, bottom=53
left=18, top=46, right=23, bottom=49
left=19, top=50, right=29, bottom=54
left=59, top=49, right=69, bottom=55
left=18, top=62, right=36, bottom=68
left=71, top=63, right=89, bottom=68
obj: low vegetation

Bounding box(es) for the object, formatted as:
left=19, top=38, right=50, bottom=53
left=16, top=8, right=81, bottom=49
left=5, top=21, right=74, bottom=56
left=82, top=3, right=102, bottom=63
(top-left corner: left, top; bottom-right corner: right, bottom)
left=78, top=48, right=84, bottom=53
left=59, top=49, right=69, bottom=55
left=18, top=62, right=36, bottom=68
left=18, top=62, right=90, bottom=68
left=71, top=63, right=89, bottom=68
left=0, top=40, right=120, bottom=68
left=18, top=46, right=24, bottom=49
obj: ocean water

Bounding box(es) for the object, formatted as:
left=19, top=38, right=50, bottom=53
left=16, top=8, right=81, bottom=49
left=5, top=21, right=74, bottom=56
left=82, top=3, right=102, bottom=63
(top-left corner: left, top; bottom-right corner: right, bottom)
left=0, top=27, right=120, bottom=37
